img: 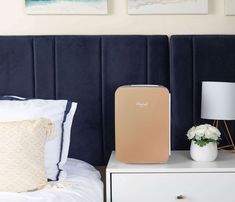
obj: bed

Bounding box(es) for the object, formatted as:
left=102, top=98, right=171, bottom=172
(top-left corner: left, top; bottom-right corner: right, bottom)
left=0, top=158, right=103, bottom=202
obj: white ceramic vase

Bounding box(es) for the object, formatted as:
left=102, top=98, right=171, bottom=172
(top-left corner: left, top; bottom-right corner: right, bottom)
left=190, top=141, right=218, bottom=162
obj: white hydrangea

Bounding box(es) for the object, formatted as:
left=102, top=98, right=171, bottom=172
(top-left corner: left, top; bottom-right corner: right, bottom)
left=186, top=126, right=196, bottom=139
left=205, top=127, right=221, bottom=140
left=186, top=124, right=221, bottom=141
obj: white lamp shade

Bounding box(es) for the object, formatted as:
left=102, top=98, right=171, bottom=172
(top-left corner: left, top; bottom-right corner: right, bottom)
left=201, top=81, right=235, bottom=120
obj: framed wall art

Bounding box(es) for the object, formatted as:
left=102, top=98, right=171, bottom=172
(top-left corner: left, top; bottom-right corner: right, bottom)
left=225, top=0, right=235, bottom=15
left=25, top=0, right=108, bottom=15
left=128, top=0, right=208, bottom=15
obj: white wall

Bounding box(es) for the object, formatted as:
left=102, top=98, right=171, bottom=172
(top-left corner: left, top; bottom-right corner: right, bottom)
left=0, top=0, right=235, bottom=35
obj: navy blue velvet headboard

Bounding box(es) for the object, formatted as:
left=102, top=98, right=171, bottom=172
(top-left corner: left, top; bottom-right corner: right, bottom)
left=170, top=35, right=235, bottom=150
left=0, top=35, right=169, bottom=165
left=1, top=35, right=234, bottom=165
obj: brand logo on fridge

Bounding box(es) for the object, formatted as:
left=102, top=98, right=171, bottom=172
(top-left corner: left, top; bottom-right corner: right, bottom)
left=136, top=102, right=149, bottom=107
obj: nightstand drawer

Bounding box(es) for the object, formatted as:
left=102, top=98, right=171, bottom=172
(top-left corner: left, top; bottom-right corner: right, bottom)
left=112, top=173, right=235, bottom=202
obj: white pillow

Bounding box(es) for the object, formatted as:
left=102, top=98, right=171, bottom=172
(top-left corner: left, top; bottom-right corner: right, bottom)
left=0, top=118, right=54, bottom=192
left=0, top=96, right=77, bottom=181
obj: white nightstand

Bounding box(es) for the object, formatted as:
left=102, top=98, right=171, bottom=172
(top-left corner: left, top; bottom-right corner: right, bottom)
left=106, top=151, right=235, bottom=202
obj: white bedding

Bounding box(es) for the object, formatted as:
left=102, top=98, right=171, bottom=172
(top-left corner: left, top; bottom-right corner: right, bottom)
left=0, top=158, right=103, bottom=202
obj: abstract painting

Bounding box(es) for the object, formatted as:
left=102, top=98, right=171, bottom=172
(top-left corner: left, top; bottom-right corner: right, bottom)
left=225, top=0, right=235, bottom=15
left=25, top=0, right=108, bottom=15
left=128, top=0, right=208, bottom=15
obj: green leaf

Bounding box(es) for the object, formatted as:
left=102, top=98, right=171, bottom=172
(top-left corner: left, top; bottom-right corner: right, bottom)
left=193, top=138, right=218, bottom=147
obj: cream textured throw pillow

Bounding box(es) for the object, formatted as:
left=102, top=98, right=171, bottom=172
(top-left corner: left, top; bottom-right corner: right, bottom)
left=0, top=118, right=54, bottom=192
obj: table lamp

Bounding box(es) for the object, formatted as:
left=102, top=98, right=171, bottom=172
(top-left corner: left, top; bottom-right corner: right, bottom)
left=201, top=81, right=235, bottom=151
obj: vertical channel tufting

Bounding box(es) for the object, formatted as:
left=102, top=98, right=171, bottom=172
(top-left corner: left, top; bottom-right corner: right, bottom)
left=32, top=37, right=37, bottom=98
left=53, top=37, right=56, bottom=99
left=147, top=36, right=169, bottom=87
left=54, top=37, right=58, bottom=100
left=100, top=36, right=105, bottom=164
left=55, top=36, right=103, bottom=165
left=192, top=37, right=196, bottom=125
left=146, top=37, right=149, bottom=84
left=33, top=37, right=56, bottom=99
left=0, top=37, right=34, bottom=97
left=170, top=36, right=194, bottom=150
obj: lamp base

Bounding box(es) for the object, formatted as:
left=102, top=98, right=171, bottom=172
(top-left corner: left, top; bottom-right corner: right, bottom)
left=213, top=120, right=235, bottom=151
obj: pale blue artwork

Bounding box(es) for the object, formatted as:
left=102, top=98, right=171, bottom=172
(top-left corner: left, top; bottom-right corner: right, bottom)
left=128, top=0, right=208, bottom=14
left=26, top=0, right=108, bottom=14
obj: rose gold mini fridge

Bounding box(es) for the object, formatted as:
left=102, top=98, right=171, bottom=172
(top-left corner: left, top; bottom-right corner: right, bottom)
left=115, top=85, right=170, bottom=163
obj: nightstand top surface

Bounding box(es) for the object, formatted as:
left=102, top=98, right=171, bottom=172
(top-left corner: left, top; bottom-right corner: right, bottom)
left=106, top=151, right=235, bottom=173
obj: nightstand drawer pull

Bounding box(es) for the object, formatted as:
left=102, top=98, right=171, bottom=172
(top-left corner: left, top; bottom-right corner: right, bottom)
left=176, top=195, right=186, bottom=200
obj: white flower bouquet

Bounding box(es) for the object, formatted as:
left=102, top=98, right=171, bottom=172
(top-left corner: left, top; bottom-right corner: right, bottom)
left=187, top=124, right=221, bottom=147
